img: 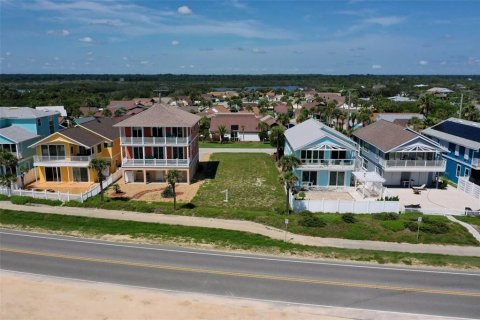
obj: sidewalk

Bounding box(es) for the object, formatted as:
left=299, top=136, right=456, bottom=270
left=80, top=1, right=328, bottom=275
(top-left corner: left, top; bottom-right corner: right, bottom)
left=199, top=148, right=275, bottom=155
left=1, top=201, right=479, bottom=257
left=447, top=215, right=480, bottom=242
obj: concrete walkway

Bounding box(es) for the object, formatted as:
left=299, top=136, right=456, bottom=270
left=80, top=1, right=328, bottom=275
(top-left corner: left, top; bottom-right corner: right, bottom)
left=1, top=201, right=479, bottom=257
left=200, top=148, right=275, bottom=155
left=447, top=215, right=480, bottom=242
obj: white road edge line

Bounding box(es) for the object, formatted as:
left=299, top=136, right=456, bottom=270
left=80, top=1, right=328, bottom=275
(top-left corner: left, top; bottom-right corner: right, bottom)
left=1, top=229, right=479, bottom=277
left=1, top=269, right=476, bottom=320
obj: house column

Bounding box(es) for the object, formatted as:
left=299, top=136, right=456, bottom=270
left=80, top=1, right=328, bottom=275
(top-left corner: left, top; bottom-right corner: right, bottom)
left=143, top=169, right=147, bottom=183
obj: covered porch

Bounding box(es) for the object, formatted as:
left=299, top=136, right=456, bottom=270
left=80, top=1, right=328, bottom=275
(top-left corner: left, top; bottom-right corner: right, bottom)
left=353, top=171, right=386, bottom=199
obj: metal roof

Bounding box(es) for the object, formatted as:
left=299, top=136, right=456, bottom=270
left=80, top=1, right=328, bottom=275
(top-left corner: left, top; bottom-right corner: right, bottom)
left=423, top=118, right=480, bottom=150
left=0, top=107, right=59, bottom=119
left=0, top=125, right=39, bottom=143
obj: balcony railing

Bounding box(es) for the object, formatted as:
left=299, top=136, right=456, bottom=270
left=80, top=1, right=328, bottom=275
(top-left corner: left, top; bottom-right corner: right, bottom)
left=34, top=155, right=93, bottom=162
left=300, top=159, right=355, bottom=168
left=120, top=136, right=189, bottom=145
left=380, top=159, right=446, bottom=169
left=122, top=158, right=190, bottom=167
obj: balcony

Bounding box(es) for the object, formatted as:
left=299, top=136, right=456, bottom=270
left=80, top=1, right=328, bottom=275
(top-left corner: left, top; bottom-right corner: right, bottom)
left=122, top=158, right=190, bottom=168
left=379, top=159, right=446, bottom=172
left=299, top=159, right=355, bottom=170
left=120, top=136, right=189, bottom=145
left=33, top=155, right=93, bottom=167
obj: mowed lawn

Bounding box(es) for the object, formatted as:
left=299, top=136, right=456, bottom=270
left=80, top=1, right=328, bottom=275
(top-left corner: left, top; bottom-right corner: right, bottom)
left=193, top=153, right=284, bottom=211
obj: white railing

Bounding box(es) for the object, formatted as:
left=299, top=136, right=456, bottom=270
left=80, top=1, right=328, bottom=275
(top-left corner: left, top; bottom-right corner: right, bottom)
left=300, top=159, right=355, bottom=168
left=471, top=158, right=480, bottom=169
left=120, top=136, right=189, bottom=145
left=403, top=207, right=470, bottom=216
left=379, top=159, right=445, bottom=168
left=0, top=170, right=122, bottom=203
left=79, top=169, right=123, bottom=202
left=458, top=176, right=480, bottom=200
left=289, top=192, right=401, bottom=214
left=34, top=155, right=93, bottom=162
left=122, top=158, right=190, bottom=167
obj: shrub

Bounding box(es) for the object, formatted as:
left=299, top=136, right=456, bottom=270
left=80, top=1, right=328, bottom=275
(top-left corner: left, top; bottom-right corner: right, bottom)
left=0, top=194, right=9, bottom=201
left=10, top=195, right=62, bottom=206
left=297, top=191, right=306, bottom=200
left=299, top=211, right=326, bottom=228
left=111, top=183, right=122, bottom=194
left=341, top=213, right=356, bottom=223
left=373, top=212, right=399, bottom=221
left=181, top=203, right=196, bottom=209
left=404, top=218, right=450, bottom=234
left=161, top=186, right=174, bottom=198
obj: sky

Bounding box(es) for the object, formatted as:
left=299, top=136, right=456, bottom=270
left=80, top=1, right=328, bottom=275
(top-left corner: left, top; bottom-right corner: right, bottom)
left=1, top=0, right=479, bottom=75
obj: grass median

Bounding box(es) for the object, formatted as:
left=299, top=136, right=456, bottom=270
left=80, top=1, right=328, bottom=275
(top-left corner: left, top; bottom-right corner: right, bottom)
left=1, top=209, right=480, bottom=269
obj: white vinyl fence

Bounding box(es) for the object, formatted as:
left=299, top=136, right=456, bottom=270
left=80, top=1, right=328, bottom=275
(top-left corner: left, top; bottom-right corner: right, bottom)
left=403, top=207, right=478, bottom=216
left=0, top=170, right=122, bottom=203
left=290, top=193, right=401, bottom=214
left=458, top=176, right=480, bottom=200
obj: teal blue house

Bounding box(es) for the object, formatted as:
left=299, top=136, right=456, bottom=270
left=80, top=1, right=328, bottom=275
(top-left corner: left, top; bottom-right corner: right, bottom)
left=284, top=119, right=358, bottom=189
left=0, top=107, right=60, bottom=182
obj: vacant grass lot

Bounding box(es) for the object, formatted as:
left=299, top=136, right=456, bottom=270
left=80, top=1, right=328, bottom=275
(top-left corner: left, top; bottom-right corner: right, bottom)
left=193, top=153, right=284, bottom=211
left=199, top=141, right=272, bottom=148
left=2, top=209, right=479, bottom=269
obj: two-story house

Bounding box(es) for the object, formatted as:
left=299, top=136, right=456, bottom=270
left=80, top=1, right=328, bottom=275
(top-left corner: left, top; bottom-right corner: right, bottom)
left=284, top=119, right=358, bottom=189
left=353, top=120, right=447, bottom=188
left=28, top=117, right=122, bottom=190
left=114, top=104, right=200, bottom=184
left=0, top=107, right=60, bottom=182
left=422, top=118, right=480, bottom=186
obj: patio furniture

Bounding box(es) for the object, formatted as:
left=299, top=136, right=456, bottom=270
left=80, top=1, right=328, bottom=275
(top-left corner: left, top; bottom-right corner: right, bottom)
left=413, top=189, right=421, bottom=195
left=412, top=184, right=426, bottom=191
left=405, top=204, right=421, bottom=209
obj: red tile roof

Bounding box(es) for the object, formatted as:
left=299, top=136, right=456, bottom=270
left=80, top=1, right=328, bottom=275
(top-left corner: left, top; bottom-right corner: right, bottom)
left=273, top=102, right=289, bottom=114
left=210, top=113, right=260, bottom=133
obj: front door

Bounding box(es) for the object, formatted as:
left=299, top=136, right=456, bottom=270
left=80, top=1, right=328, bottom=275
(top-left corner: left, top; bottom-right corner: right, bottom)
left=329, top=171, right=345, bottom=186
left=73, top=168, right=89, bottom=182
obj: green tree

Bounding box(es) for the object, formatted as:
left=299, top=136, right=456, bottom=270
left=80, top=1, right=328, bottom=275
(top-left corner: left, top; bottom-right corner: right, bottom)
left=0, top=173, right=17, bottom=195
left=408, top=117, right=425, bottom=131
left=167, top=170, right=181, bottom=210
left=257, top=121, right=269, bottom=142
left=102, top=108, right=112, bottom=117
left=269, top=126, right=285, bottom=161
left=277, top=113, right=290, bottom=127
left=419, top=94, right=434, bottom=118
left=217, top=124, right=227, bottom=144
left=280, top=171, right=298, bottom=214
left=89, top=158, right=109, bottom=202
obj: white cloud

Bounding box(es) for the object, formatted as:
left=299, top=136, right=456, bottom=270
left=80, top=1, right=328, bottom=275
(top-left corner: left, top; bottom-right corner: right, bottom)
left=140, top=60, right=149, bottom=65
left=5, top=51, right=11, bottom=56
left=231, top=0, right=247, bottom=9
left=440, top=61, right=447, bottom=65
left=122, top=56, right=128, bottom=61
left=79, top=36, right=94, bottom=43
left=87, top=51, right=94, bottom=55
left=419, top=60, right=429, bottom=65
left=371, top=64, right=382, bottom=69
left=177, top=5, right=192, bottom=15
left=252, top=48, right=266, bottom=54
left=53, top=56, right=60, bottom=61
left=364, top=16, right=405, bottom=26
left=47, top=29, right=70, bottom=36
left=189, top=64, right=195, bottom=68
left=171, top=40, right=180, bottom=46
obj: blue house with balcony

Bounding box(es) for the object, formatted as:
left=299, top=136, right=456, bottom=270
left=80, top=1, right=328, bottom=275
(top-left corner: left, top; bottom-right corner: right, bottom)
left=423, top=118, right=480, bottom=186
left=353, top=120, right=447, bottom=188
left=0, top=107, right=60, bottom=184
left=284, top=118, right=358, bottom=189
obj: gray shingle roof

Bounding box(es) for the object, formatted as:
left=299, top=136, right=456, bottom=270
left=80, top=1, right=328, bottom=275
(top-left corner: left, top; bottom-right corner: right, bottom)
left=0, top=107, right=60, bottom=119
left=0, top=125, right=39, bottom=143
left=285, top=118, right=356, bottom=151
left=114, top=104, right=200, bottom=128
left=60, top=127, right=104, bottom=148
left=79, top=117, right=123, bottom=141
left=353, top=120, right=418, bottom=152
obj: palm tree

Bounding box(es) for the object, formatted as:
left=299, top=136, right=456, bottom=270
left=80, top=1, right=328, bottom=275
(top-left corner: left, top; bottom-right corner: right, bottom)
left=167, top=170, right=181, bottom=211
left=0, top=149, right=19, bottom=172
left=280, top=171, right=298, bottom=214
left=18, top=165, right=29, bottom=189
left=102, top=108, right=112, bottom=117
left=269, top=126, right=285, bottom=161
left=0, top=173, right=17, bottom=195
left=257, top=121, right=269, bottom=142
left=277, top=113, right=290, bottom=127
left=89, top=158, right=109, bottom=202
left=419, top=94, right=434, bottom=118
left=217, top=124, right=227, bottom=144
left=280, top=155, right=301, bottom=172
left=408, top=117, right=425, bottom=131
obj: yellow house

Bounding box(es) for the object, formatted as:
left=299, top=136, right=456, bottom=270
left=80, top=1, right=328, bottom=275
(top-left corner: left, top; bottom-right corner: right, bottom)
left=28, top=118, right=122, bottom=190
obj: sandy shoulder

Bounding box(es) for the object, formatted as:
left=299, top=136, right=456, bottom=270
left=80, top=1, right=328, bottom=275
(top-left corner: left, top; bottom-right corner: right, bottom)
left=1, top=271, right=438, bottom=320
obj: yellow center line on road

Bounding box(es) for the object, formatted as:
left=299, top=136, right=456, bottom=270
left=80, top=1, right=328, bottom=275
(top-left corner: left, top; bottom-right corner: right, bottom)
left=2, top=247, right=479, bottom=298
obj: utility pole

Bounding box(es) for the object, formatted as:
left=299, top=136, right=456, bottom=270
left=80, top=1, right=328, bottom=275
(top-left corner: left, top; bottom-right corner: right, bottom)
left=154, top=88, right=169, bottom=103
left=458, top=93, right=464, bottom=119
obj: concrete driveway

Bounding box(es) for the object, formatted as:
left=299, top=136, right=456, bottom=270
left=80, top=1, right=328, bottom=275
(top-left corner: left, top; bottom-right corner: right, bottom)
left=389, top=185, right=480, bottom=212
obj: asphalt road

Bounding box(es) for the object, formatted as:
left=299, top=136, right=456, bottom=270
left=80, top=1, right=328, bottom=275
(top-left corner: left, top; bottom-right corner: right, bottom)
left=1, top=229, right=479, bottom=319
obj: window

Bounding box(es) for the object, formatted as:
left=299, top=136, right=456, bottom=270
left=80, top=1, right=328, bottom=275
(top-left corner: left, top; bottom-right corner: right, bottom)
left=465, top=168, right=470, bottom=177
left=300, top=149, right=324, bottom=164
left=171, top=127, right=183, bottom=138
left=172, top=147, right=185, bottom=159
left=464, top=148, right=470, bottom=160
left=152, top=147, right=164, bottom=159
left=454, top=145, right=459, bottom=156
left=152, top=127, right=164, bottom=137
left=73, top=168, right=89, bottom=182
left=97, top=145, right=102, bottom=153
left=45, top=167, right=61, bottom=182
left=362, top=158, right=369, bottom=170
left=49, top=116, right=55, bottom=134
left=37, top=118, right=42, bottom=127
left=456, top=164, right=461, bottom=177
left=0, top=144, right=16, bottom=153
left=132, top=127, right=143, bottom=137
left=331, top=150, right=347, bottom=160
left=302, top=171, right=317, bottom=186
left=104, top=143, right=108, bottom=148
left=41, top=145, right=65, bottom=158
left=133, top=147, right=143, bottom=159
